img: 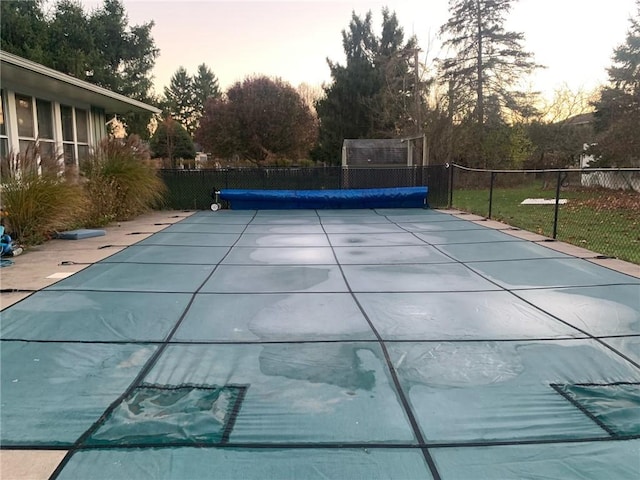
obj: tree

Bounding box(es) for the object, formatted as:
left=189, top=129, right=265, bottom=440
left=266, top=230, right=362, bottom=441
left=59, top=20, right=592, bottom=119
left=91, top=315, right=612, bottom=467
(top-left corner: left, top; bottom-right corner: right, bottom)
left=163, top=67, right=196, bottom=133
left=162, top=64, right=221, bottom=136
left=439, top=0, right=540, bottom=166
left=192, top=64, right=221, bottom=117
left=297, top=83, right=324, bottom=112
left=591, top=1, right=640, bottom=166
left=314, top=8, right=420, bottom=164
left=89, top=1, right=159, bottom=138
left=525, top=86, right=597, bottom=169
left=0, top=1, right=48, bottom=64
left=150, top=117, right=196, bottom=168
left=47, top=0, right=95, bottom=79
left=0, top=0, right=159, bottom=138
left=196, top=76, right=318, bottom=165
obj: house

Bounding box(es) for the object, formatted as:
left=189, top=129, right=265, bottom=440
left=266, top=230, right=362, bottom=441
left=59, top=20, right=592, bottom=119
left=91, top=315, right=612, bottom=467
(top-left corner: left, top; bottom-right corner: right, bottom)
left=0, top=50, right=160, bottom=169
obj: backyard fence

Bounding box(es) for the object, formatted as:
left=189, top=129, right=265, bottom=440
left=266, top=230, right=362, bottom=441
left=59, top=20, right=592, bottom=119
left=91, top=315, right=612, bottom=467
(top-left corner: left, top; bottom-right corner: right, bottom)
left=449, top=164, right=640, bottom=264
left=159, top=165, right=450, bottom=210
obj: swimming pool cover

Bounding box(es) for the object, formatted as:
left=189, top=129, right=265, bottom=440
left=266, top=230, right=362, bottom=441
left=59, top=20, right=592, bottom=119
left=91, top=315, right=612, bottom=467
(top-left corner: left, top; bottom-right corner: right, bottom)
left=1, top=208, right=638, bottom=479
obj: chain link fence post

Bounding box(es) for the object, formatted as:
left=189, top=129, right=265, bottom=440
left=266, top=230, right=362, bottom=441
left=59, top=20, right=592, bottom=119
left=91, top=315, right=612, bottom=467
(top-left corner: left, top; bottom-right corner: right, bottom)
left=488, top=171, right=496, bottom=219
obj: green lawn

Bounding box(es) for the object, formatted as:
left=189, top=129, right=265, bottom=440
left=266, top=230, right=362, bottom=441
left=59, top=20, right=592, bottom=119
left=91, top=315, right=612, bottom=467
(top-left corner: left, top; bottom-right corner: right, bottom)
left=452, top=184, right=640, bottom=265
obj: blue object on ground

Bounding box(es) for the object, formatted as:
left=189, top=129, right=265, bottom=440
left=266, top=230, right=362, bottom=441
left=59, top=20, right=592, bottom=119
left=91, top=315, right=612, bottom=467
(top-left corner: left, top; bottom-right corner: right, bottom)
left=56, top=229, right=106, bottom=240
left=0, top=225, right=20, bottom=258
left=219, top=187, right=429, bottom=210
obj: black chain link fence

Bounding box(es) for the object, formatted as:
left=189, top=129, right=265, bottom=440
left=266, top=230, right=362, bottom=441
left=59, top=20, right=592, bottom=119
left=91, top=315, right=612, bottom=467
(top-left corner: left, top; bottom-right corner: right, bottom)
left=450, top=165, right=640, bottom=264
left=159, top=165, right=450, bottom=210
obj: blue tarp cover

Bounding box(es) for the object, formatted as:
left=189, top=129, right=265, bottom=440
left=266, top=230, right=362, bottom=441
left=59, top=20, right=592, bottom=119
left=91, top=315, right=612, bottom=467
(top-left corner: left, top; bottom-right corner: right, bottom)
left=219, top=187, right=428, bottom=210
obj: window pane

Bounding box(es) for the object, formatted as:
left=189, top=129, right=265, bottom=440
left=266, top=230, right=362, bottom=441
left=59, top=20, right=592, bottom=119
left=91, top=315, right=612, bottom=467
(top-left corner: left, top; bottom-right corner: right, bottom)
left=0, top=139, right=8, bottom=160
left=19, top=139, right=36, bottom=154
left=39, top=141, right=59, bottom=175
left=77, top=144, right=89, bottom=163
left=39, top=141, right=56, bottom=160
left=36, top=99, right=54, bottom=140
left=16, top=94, right=34, bottom=138
left=63, top=143, right=76, bottom=166
left=61, top=105, right=74, bottom=142
left=0, top=90, right=6, bottom=136
left=19, top=140, right=37, bottom=169
left=76, top=109, right=88, bottom=143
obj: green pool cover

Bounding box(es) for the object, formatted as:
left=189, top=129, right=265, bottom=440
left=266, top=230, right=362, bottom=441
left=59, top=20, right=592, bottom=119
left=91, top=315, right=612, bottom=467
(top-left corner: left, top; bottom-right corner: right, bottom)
left=1, top=208, right=638, bottom=479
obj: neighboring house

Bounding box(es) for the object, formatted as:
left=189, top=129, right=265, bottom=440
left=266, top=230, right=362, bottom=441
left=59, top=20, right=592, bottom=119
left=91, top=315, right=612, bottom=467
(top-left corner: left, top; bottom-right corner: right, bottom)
left=0, top=50, right=160, bottom=169
left=562, top=113, right=596, bottom=168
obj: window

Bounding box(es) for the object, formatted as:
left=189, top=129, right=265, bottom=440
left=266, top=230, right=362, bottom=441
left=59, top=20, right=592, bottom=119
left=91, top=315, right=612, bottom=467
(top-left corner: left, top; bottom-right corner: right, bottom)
left=16, top=94, right=37, bottom=164
left=14, top=94, right=58, bottom=167
left=36, top=99, right=55, bottom=161
left=15, top=94, right=34, bottom=138
left=61, top=105, right=90, bottom=167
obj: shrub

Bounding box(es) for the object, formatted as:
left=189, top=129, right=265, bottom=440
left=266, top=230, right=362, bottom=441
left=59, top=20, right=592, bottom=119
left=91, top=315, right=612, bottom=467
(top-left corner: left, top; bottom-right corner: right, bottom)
left=82, top=136, right=167, bottom=224
left=0, top=145, right=87, bottom=245
left=149, top=117, right=196, bottom=168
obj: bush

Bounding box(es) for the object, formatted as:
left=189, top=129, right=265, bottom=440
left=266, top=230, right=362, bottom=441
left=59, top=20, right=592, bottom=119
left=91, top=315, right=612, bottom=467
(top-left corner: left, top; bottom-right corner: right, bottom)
left=0, top=146, right=87, bottom=245
left=82, top=136, right=167, bottom=224
left=150, top=118, right=196, bottom=168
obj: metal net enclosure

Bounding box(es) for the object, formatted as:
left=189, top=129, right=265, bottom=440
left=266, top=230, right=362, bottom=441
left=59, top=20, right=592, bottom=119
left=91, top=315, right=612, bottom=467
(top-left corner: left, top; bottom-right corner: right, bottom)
left=342, top=139, right=409, bottom=167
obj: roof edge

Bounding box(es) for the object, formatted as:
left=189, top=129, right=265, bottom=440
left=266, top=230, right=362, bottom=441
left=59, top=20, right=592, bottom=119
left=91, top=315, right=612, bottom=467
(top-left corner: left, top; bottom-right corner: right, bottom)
left=0, top=50, right=161, bottom=114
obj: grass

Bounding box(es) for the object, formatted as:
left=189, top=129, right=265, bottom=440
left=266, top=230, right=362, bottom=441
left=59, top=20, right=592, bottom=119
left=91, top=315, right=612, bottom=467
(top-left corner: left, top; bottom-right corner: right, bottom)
left=452, top=183, right=640, bottom=265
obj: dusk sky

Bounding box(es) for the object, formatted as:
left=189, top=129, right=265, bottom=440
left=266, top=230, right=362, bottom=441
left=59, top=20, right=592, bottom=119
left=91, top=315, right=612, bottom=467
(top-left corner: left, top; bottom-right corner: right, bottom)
left=79, top=0, right=637, bottom=99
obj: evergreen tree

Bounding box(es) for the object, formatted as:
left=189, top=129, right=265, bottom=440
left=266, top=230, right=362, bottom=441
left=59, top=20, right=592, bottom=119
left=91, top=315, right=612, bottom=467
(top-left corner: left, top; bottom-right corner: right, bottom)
left=439, top=0, right=539, bottom=166
left=0, top=0, right=159, bottom=138
left=372, top=10, right=422, bottom=137
left=0, top=1, right=48, bottom=64
left=150, top=117, right=196, bottom=168
left=47, top=0, right=96, bottom=79
left=592, top=1, right=640, bottom=166
left=162, top=64, right=221, bottom=136
left=163, top=67, right=196, bottom=134
left=193, top=64, right=221, bottom=112
left=314, top=8, right=419, bottom=164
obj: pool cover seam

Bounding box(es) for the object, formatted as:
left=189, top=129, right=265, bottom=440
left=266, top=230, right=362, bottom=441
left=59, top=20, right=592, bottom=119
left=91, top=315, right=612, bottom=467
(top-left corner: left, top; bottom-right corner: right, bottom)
left=95, top=257, right=579, bottom=268
left=48, top=210, right=259, bottom=480
left=96, top=257, right=579, bottom=266
left=316, top=210, right=443, bottom=480
left=6, top=433, right=640, bottom=452
left=40, top=283, right=638, bottom=295
left=11, top=334, right=627, bottom=345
